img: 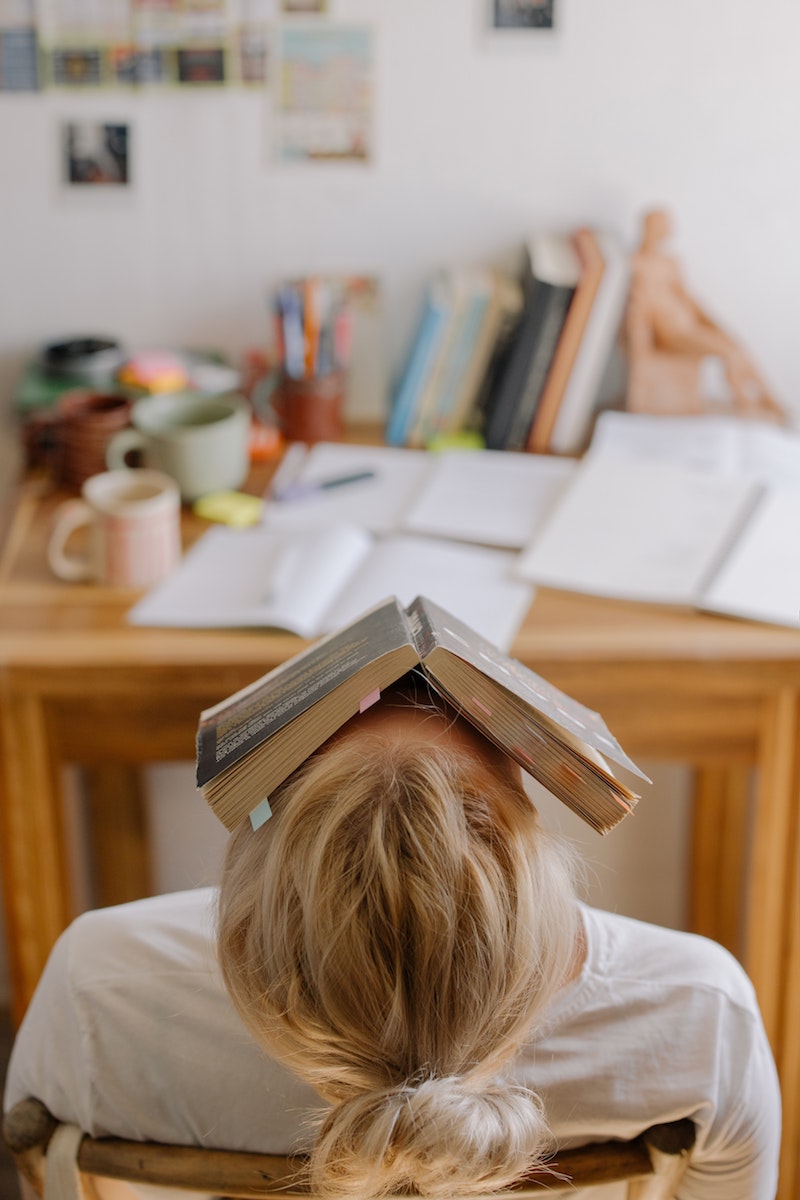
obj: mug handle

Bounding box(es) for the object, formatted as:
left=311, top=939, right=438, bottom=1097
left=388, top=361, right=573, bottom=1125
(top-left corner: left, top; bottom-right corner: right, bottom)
left=106, top=428, right=145, bottom=470
left=47, top=499, right=94, bottom=581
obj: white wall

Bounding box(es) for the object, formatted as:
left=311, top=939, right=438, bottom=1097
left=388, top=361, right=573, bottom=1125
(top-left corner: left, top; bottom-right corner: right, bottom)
left=1, top=0, right=799, bottom=443
left=1, top=0, right=797, bottom=998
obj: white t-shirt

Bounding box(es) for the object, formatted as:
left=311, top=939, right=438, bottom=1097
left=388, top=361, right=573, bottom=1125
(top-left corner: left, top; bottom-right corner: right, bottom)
left=4, top=889, right=780, bottom=1200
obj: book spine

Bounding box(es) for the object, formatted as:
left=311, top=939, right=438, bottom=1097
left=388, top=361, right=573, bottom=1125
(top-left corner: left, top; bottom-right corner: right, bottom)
left=504, top=282, right=575, bottom=452
left=385, top=287, right=449, bottom=447
left=481, top=275, right=547, bottom=450
left=526, top=228, right=606, bottom=454
left=548, top=233, right=630, bottom=455
left=421, top=289, right=490, bottom=440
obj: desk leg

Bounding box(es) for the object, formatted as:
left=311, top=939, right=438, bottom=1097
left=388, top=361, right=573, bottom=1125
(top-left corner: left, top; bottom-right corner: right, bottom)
left=746, top=689, right=800, bottom=1200
left=83, top=766, right=152, bottom=908
left=0, top=689, right=73, bottom=1027
left=689, top=766, right=750, bottom=957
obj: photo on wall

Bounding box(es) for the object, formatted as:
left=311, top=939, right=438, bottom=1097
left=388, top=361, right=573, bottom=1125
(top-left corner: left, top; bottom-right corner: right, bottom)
left=63, top=121, right=130, bottom=186
left=491, top=0, right=555, bottom=29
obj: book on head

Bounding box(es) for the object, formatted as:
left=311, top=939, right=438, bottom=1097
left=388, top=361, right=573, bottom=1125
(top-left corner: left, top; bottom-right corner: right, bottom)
left=195, top=594, right=647, bottom=834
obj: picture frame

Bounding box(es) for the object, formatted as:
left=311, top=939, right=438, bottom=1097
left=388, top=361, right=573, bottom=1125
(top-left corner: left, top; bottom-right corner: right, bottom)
left=491, top=0, right=555, bottom=30
left=62, top=121, right=130, bottom=187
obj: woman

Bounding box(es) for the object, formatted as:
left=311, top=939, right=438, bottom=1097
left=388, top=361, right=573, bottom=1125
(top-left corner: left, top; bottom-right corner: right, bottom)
left=5, top=679, right=781, bottom=1199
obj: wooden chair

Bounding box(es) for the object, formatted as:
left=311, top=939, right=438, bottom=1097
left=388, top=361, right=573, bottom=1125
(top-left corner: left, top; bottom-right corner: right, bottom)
left=4, top=1097, right=695, bottom=1199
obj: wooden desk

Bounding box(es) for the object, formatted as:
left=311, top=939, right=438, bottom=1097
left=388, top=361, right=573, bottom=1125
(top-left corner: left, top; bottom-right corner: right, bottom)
left=1, top=472, right=799, bottom=1198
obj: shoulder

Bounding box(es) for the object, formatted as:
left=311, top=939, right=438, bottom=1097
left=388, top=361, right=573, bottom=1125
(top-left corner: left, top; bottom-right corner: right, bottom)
left=62, top=887, right=218, bottom=980
left=579, top=903, right=761, bottom=1019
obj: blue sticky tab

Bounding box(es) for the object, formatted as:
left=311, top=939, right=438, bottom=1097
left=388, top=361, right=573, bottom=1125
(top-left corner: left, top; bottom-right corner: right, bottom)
left=249, top=798, right=273, bottom=831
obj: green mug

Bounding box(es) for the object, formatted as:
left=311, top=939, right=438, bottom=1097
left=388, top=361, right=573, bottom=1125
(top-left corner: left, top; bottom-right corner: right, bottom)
left=106, top=391, right=251, bottom=502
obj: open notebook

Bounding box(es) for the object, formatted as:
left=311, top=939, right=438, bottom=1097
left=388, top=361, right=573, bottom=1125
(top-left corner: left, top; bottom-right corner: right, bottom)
left=517, top=412, right=800, bottom=628
left=261, top=441, right=576, bottom=549
left=129, top=523, right=534, bottom=651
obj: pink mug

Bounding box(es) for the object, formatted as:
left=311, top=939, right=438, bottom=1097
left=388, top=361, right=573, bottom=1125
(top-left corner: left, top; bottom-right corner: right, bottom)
left=47, top=469, right=181, bottom=588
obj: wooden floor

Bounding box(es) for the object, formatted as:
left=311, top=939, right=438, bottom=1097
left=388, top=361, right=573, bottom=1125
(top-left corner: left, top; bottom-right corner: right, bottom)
left=1, top=1009, right=23, bottom=1200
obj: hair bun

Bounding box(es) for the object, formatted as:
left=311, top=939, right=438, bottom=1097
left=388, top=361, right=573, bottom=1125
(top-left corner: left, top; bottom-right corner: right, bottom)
left=310, top=1075, right=552, bottom=1199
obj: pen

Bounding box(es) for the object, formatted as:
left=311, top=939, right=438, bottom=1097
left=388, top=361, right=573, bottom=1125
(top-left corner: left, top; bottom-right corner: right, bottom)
left=272, top=470, right=377, bottom=503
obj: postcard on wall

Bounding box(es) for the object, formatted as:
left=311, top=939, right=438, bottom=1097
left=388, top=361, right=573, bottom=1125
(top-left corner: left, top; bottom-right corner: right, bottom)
left=275, top=25, right=373, bottom=163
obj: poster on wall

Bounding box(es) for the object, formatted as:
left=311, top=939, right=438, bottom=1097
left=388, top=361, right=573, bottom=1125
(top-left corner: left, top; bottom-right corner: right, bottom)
left=24, top=0, right=270, bottom=88
left=491, top=0, right=555, bottom=30
left=275, top=25, right=373, bottom=163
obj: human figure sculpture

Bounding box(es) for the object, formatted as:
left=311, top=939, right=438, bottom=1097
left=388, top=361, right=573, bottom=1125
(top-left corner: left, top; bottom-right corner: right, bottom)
left=625, top=209, right=785, bottom=421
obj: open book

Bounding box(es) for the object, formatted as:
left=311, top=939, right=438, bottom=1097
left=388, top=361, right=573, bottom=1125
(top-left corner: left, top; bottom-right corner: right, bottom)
left=128, top=523, right=533, bottom=651
left=262, top=440, right=576, bottom=549
left=196, top=594, right=648, bottom=834
left=517, top=412, right=800, bottom=628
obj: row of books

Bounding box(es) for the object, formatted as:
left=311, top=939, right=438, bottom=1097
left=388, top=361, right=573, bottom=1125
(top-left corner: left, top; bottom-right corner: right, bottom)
left=385, top=227, right=630, bottom=455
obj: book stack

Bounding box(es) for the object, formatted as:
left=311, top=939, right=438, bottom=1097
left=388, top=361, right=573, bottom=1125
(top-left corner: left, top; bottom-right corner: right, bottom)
left=385, top=228, right=630, bottom=456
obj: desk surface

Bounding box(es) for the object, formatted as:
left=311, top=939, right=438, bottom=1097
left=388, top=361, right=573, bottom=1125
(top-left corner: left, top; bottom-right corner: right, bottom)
left=1, top=465, right=800, bottom=1198
left=6, top=470, right=800, bottom=663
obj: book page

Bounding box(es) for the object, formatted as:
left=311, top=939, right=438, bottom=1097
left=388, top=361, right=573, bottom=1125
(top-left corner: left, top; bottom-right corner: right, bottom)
left=590, top=410, right=748, bottom=473
left=263, top=442, right=430, bottom=534
left=403, top=449, right=577, bottom=549
left=411, top=595, right=648, bottom=781
left=591, top=410, right=800, bottom=486
left=702, top=486, right=800, bottom=627
left=516, top=451, right=761, bottom=606
left=128, top=523, right=373, bottom=637
left=323, top=535, right=533, bottom=651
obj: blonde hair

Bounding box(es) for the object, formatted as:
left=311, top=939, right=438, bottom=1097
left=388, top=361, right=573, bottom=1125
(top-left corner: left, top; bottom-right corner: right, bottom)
left=218, top=698, right=580, bottom=1200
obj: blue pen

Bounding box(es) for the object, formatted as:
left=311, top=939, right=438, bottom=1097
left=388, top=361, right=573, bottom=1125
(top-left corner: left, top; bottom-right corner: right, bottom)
left=273, top=469, right=376, bottom=503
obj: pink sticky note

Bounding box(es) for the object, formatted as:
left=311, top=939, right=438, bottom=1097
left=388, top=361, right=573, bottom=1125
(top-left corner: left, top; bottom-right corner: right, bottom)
left=359, top=687, right=381, bottom=713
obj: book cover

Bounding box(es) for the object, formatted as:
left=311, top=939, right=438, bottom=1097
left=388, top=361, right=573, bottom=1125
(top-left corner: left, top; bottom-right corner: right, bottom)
left=196, top=594, right=646, bottom=833
left=526, top=227, right=606, bottom=454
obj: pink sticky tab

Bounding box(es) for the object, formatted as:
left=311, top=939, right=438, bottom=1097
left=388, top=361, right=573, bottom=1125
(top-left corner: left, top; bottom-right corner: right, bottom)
left=472, top=697, right=492, bottom=717
left=359, top=687, right=381, bottom=713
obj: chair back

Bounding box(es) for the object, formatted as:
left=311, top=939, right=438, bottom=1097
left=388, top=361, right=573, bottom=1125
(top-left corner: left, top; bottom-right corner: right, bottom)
left=4, top=1097, right=695, bottom=1200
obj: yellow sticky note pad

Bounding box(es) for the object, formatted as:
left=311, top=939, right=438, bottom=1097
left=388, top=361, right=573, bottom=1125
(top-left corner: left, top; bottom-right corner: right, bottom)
left=193, top=491, right=264, bottom=528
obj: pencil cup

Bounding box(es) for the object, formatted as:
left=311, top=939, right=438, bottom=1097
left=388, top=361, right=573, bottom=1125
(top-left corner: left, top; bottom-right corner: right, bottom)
left=254, top=370, right=346, bottom=444
left=47, top=469, right=181, bottom=588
